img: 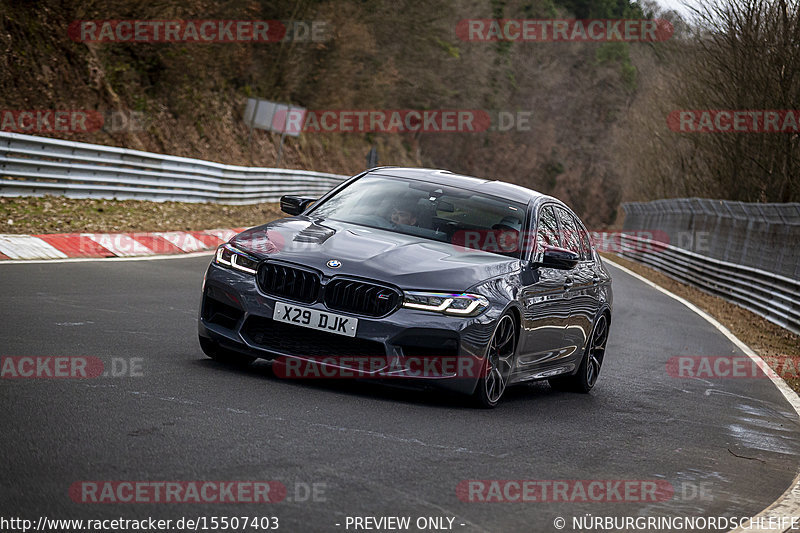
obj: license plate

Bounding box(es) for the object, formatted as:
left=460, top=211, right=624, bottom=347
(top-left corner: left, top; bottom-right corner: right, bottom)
left=272, top=303, right=358, bottom=337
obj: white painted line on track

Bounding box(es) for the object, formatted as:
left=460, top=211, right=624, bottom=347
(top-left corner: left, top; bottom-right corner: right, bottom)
left=604, top=257, right=800, bottom=533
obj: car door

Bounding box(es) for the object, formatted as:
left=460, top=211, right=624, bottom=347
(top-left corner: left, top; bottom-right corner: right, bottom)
left=554, top=206, right=596, bottom=360
left=515, top=204, right=573, bottom=375
left=576, top=216, right=603, bottom=337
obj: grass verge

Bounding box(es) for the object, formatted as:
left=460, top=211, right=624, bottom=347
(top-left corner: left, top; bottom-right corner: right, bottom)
left=0, top=197, right=283, bottom=234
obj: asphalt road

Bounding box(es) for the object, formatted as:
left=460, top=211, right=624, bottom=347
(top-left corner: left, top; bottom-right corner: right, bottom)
left=1, top=255, right=799, bottom=533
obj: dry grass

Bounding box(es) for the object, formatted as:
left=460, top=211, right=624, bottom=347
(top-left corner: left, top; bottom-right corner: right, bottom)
left=0, top=197, right=284, bottom=234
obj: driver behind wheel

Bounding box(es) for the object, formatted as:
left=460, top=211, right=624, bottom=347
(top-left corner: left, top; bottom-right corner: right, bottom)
left=491, top=216, right=522, bottom=254
left=388, top=197, right=419, bottom=227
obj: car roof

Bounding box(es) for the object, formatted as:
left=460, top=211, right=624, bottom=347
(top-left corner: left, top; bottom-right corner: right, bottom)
left=367, top=167, right=552, bottom=205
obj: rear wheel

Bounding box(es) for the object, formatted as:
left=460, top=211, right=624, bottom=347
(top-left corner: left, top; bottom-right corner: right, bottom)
left=199, top=336, right=255, bottom=366
left=473, top=314, right=517, bottom=408
left=549, top=313, right=608, bottom=393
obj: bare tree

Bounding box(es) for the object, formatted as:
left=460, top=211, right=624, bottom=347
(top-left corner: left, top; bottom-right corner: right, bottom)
left=635, top=0, right=800, bottom=203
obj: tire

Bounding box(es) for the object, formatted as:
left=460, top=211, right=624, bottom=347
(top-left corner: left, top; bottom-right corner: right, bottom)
left=549, top=313, right=609, bottom=393
left=199, top=336, right=255, bottom=366
left=472, top=313, right=517, bottom=408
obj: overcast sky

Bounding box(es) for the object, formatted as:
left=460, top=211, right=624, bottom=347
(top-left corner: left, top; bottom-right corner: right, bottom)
left=654, top=0, right=703, bottom=20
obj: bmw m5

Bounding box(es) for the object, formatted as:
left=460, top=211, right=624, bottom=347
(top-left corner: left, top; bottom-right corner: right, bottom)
left=199, top=167, right=612, bottom=407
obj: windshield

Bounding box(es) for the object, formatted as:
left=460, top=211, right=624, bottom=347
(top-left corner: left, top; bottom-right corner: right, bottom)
left=308, top=175, right=528, bottom=258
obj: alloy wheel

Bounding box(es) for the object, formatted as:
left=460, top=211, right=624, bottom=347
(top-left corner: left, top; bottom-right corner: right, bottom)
left=482, top=314, right=517, bottom=405
left=586, top=314, right=608, bottom=388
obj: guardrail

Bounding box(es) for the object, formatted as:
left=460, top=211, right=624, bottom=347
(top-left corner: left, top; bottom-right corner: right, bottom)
left=617, top=233, right=800, bottom=335
left=0, top=132, right=347, bottom=204
left=622, top=198, right=800, bottom=280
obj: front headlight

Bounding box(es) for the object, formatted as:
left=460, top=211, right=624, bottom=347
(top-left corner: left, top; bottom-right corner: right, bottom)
left=402, top=291, right=489, bottom=317
left=214, top=244, right=259, bottom=274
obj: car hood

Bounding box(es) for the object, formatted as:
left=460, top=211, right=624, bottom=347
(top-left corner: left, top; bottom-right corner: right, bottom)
left=230, top=217, right=520, bottom=291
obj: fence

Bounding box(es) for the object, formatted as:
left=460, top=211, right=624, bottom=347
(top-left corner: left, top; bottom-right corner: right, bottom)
left=620, top=199, right=800, bottom=335
left=622, top=198, right=800, bottom=280
left=616, top=233, right=800, bottom=335
left=0, top=132, right=347, bottom=204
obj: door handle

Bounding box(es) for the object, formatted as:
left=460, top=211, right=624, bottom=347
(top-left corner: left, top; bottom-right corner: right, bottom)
left=563, top=277, right=574, bottom=289
left=592, top=275, right=600, bottom=285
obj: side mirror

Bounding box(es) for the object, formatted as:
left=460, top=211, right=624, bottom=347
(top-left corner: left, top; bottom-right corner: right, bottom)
left=280, top=195, right=317, bottom=216
left=539, top=246, right=580, bottom=270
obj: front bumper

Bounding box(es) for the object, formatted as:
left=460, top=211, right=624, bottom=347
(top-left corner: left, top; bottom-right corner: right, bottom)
left=198, top=263, right=501, bottom=396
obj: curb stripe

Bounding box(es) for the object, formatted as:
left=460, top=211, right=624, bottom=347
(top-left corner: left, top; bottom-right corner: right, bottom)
left=0, top=251, right=214, bottom=265
left=0, top=228, right=241, bottom=261
left=0, top=234, right=69, bottom=259
left=36, top=234, right=115, bottom=258
left=188, top=231, right=226, bottom=247
left=203, top=229, right=238, bottom=243
left=155, top=231, right=210, bottom=253
left=131, top=234, right=184, bottom=255
left=85, top=233, right=153, bottom=257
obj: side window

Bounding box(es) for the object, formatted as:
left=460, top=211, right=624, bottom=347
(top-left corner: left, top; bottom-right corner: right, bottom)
left=578, top=224, right=593, bottom=260
left=555, top=207, right=581, bottom=255
left=535, top=205, right=560, bottom=258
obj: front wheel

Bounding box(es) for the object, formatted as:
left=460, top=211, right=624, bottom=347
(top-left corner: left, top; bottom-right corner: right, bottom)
left=473, top=313, right=517, bottom=408
left=549, top=313, right=608, bottom=393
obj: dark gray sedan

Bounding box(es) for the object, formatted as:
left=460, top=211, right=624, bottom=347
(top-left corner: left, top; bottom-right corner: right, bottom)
left=199, top=167, right=612, bottom=407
